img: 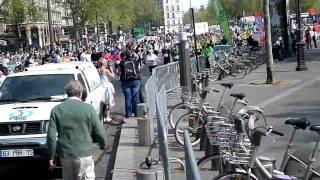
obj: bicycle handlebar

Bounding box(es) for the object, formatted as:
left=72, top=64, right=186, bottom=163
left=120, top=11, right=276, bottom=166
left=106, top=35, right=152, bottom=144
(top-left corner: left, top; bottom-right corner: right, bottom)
left=270, top=130, right=284, bottom=136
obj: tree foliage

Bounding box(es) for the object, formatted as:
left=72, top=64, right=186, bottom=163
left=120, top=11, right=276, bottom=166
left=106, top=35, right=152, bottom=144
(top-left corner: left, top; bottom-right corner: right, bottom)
left=183, top=9, right=218, bottom=25
left=3, top=0, right=43, bottom=24
left=207, top=0, right=263, bottom=20
left=65, top=0, right=161, bottom=31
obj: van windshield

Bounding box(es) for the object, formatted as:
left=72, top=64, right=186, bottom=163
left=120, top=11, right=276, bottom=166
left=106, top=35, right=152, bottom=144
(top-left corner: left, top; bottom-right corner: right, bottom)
left=0, top=74, right=74, bottom=103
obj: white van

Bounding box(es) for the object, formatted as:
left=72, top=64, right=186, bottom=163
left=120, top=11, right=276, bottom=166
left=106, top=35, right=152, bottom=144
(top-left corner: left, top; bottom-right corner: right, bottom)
left=0, top=62, right=106, bottom=161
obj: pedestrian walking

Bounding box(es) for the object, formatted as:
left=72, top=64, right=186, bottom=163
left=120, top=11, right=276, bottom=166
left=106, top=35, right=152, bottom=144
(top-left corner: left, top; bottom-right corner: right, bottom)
left=47, top=80, right=106, bottom=180
left=305, top=29, right=312, bottom=50
left=98, top=58, right=115, bottom=123
left=116, top=52, right=141, bottom=118
left=204, top=43, right=214, bottom=68
left=162, top=45, right=171, bottom=64
left=312, top=27, right=317, bottom=49
left=274, top=35, right=285, bottom=61
left=290, top=30, right=297, bottom=55
left=145, top=49, right=158, bottom=74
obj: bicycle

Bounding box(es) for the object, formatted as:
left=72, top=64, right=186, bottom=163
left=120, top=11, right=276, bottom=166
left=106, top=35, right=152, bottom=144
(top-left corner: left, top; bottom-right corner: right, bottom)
left=215, top=117, right=320, bottom=180
left=174, top=91, right=267, bottom=147
left=168, top=71, right=214, bottom=130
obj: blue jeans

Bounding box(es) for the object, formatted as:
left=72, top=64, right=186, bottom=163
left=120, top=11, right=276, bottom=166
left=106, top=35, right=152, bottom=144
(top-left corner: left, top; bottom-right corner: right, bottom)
left=121, top=80, right=141, bottom=118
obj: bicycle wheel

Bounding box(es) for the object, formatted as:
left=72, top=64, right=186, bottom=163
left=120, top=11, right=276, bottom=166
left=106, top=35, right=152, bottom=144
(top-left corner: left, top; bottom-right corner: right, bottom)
left=231, top=64, right=247, bottom=79
left=197, top=154, right=224, bottom=180
left=209, top=65, right=221, bottom=82
left=168, top=103, right=189, bottom=130
left=174, top=113, right=203, bottom=146
left=214, top=172, right=257, bottom=180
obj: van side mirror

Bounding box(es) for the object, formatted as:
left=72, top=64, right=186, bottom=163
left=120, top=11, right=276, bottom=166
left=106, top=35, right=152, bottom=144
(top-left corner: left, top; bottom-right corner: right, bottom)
left=81, top=90, right=88, bottom=101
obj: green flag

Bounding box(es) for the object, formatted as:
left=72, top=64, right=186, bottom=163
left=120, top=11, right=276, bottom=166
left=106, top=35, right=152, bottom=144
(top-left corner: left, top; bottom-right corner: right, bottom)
left=212, top=0, right=233, bottom=44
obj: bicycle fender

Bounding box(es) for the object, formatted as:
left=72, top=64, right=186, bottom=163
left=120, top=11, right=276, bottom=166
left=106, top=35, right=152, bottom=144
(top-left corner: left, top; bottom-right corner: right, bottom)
left=238, top=106, right=264, bottom=114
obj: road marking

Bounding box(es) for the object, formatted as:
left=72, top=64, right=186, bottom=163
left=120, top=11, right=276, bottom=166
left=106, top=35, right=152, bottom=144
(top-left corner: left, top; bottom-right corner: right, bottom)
left=256, top=76, right=320, bottom=108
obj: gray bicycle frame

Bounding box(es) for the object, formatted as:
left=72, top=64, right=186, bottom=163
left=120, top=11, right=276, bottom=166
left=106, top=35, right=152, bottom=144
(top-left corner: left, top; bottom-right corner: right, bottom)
left=280, top=126, right=320, bottom=179
left=251, top=127, right=320, bottom=180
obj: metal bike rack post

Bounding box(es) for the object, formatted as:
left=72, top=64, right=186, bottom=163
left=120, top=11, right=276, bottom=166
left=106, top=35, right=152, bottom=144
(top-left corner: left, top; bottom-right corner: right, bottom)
left=178, top=32, right=191, bottom=91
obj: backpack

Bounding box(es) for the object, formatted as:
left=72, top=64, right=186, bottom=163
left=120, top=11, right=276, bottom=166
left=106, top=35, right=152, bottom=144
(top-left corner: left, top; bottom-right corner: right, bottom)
left=123, top=59, right=139, bottom=80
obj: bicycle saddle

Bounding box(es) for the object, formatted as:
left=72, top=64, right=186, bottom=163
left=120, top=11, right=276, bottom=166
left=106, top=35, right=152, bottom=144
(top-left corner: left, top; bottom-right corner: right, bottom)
left=230, top=93, right=245, bottom=100
left=285, top=117, right=310, bottom=130
left=310, top=125, right=320, bottom=133
left=221, top=83, right=234, bottom=89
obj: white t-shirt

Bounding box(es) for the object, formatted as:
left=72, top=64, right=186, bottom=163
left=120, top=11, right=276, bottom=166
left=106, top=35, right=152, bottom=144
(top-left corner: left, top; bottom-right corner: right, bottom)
left=80, top=53, right=91, bottom=61
left=310, top=31, right=315, bottom=37
left=145, top=54, right=158, bottom=66
left=0, top=58, right=10, bottom=67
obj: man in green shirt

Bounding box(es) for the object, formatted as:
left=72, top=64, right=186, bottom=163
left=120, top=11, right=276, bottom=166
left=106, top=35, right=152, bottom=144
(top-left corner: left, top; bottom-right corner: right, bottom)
left=204, top=43, right=214, bottom=68
left=47, top=80, right=106, bottom=180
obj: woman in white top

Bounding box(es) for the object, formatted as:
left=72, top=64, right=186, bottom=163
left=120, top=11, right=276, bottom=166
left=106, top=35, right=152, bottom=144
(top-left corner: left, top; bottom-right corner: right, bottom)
left=98, top=58, right=115, bottom=123
left=145, top=49, right=158, bottom=74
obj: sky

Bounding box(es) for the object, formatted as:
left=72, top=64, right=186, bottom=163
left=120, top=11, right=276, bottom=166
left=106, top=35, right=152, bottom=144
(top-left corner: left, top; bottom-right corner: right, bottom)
left=181, top=0, right=209, bottom=11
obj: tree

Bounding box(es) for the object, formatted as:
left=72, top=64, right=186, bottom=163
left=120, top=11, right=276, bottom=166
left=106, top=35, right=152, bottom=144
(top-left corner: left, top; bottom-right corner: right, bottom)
left=132, top=0, right=161, bottom=28
left=183, top=8, right=218, bottom=25
left=3, top=0, right=43, bottom=25
left=64, top=0, right=97, bottom=48
left=264, top=0, right=275, bottom=84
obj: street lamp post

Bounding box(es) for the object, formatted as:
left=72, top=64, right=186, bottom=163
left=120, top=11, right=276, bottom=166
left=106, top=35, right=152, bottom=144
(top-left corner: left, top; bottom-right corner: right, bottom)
left=47, top=0, right=55, bottom=52
left=295, top=0, right=307, bottom=71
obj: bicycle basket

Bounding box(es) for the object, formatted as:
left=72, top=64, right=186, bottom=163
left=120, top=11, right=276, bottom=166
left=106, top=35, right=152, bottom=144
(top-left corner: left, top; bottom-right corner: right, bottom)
left=214, top=122, right=253, bottom=165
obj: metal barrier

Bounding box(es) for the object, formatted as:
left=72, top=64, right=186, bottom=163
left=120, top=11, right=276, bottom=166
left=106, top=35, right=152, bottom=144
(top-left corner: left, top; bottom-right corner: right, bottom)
left=184, top=129, right=201, bottom=180
left=145, top=75, right=158, bottom=120
left=191, top=58, right=198, bottom=75
left=139, top=85, right=184, bottom=179
left=156, top=85, right=171, bottom=180
left=152, top=62, right=180, bottom=93
left=190, top=56, right=207, bottom=75
left=198, top=56, right=206, bottom=72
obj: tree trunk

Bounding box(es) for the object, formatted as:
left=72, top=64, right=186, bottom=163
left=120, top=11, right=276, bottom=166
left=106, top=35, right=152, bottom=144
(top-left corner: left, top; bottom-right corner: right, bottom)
left=72, top=15, right=80, bottom=49
left=264, top=0, right=275, bottom=84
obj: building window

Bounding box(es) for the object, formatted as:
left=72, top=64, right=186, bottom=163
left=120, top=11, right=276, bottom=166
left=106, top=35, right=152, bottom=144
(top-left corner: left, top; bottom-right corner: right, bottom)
left=172, top=20, right=175, bottom=25
left=64, top=28, right=70, bottom=35
left=176, top=5, right=179, bottom=10
left=171, top=6, right=174, bottom=11
left=166, top=6, right=169, bottom=11
left=176, top=0, right=179, bottom=3
left=172, top=13, right=175, bottom=18
left=166, top=0, right=168, bottom=3
left=167, top=20, right=170, bottom=25
left=167, top=13, right=170, bottom=18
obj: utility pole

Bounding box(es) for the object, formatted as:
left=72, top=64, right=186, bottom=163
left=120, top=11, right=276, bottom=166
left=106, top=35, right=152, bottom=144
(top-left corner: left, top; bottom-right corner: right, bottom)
left=190, top=8, right=199, bottom=72
left=295, top=0, right=307, bottom=71
left=47, top=0, right=55, bottom=52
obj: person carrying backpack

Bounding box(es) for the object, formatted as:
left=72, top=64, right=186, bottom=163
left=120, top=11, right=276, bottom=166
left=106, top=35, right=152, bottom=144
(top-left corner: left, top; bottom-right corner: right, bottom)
left=116, top=51, right=141, bottom=118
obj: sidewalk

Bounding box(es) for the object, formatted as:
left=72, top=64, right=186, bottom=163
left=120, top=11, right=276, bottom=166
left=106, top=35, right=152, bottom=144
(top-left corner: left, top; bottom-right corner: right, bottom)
left=112, top=49, right=320, bottom=180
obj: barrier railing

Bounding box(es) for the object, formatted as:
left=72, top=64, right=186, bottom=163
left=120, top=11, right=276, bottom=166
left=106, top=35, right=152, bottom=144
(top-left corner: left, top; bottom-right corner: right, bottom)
left=184, top=129, right=201, bottom=180
left=145, top=75, right=158, bottom=120
left=155, top=85, right=171, bottom=180
left=152, top=62, right=180, bottom=93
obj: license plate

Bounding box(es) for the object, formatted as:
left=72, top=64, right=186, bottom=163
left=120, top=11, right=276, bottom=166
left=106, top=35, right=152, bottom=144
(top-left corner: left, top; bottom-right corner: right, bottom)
left=0, top=149, right=34, bottom=157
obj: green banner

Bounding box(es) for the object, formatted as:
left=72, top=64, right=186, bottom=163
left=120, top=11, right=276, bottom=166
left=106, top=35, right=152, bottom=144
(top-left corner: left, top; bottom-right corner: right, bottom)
left=212, top=0, right=233, bottom=44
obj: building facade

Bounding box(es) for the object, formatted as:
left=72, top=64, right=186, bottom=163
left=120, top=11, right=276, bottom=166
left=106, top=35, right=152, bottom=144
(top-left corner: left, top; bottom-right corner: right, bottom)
left=160, top=0, right=183, bottom=34
left=0, top=0, right=65, bottom=48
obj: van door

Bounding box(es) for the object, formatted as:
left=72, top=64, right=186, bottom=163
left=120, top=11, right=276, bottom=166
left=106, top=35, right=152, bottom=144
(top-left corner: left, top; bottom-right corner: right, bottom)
left=76, top=73, right=100, bottom=114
